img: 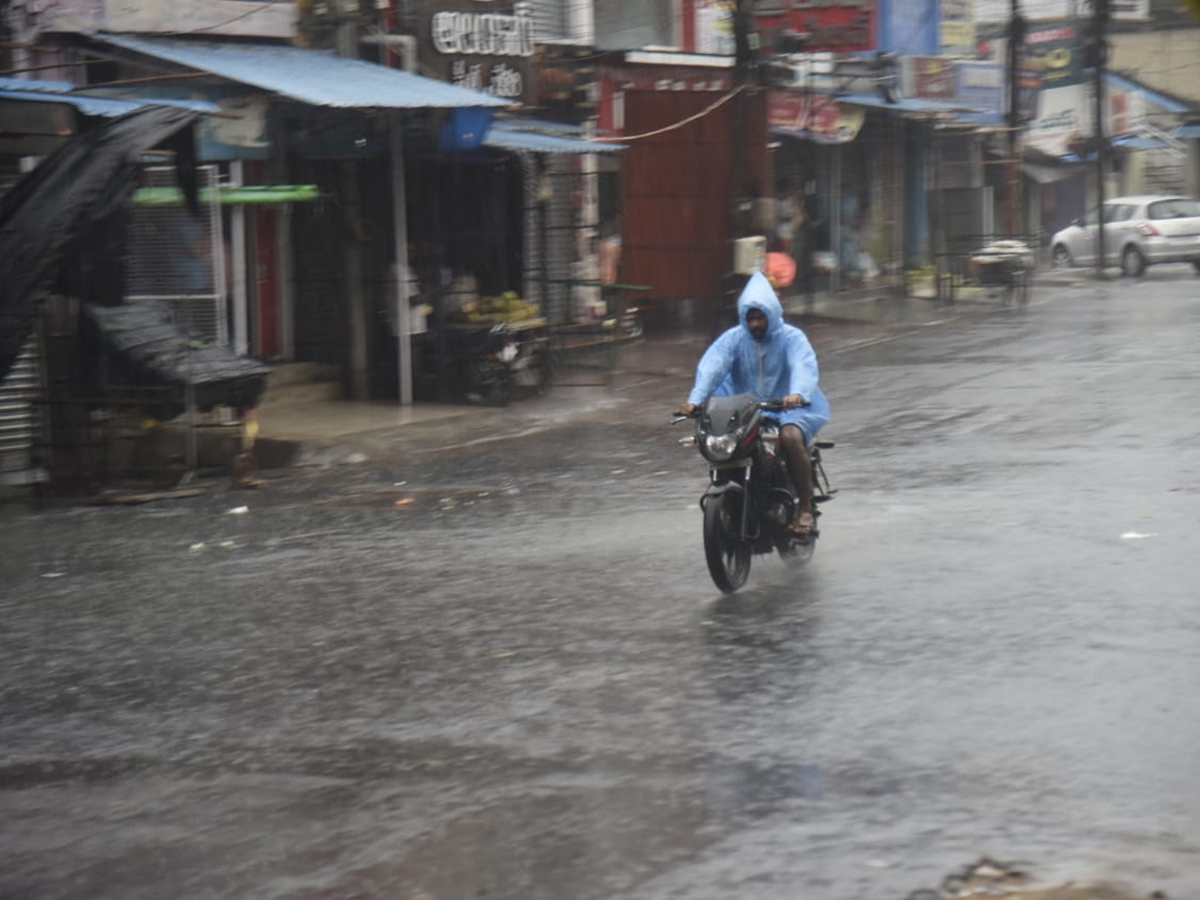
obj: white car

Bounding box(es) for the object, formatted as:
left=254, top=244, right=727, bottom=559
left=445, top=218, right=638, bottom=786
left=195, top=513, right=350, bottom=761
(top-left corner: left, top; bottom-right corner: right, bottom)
left=1050, top=195, right=1200, bottom=277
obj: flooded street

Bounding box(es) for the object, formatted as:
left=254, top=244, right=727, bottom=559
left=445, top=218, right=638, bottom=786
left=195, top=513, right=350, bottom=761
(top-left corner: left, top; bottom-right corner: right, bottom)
left=3, top=272, right=1200, bottom=900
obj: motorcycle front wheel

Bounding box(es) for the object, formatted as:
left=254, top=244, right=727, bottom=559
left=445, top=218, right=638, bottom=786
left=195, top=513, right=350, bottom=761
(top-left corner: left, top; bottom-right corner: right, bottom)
left=703, top=491, right=752, bottom=593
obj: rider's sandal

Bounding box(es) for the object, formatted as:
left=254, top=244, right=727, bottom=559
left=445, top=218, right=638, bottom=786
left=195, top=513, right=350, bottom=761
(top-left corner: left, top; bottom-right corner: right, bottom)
left=788, top=513, right=815, bottom=536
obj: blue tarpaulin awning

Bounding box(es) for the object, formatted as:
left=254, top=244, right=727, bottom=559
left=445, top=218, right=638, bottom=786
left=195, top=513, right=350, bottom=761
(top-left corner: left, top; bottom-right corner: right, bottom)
left=92, top=34, right=508, bottom=110
left=1111, top=133, right=1170, bottom=150
left=1175, top=123, right=1200, bottom=139
left=484, top=121, right=625, bottom=154
left=0, top=76, right=219, bottom=117
left=839, top=93, right=967, bottom=117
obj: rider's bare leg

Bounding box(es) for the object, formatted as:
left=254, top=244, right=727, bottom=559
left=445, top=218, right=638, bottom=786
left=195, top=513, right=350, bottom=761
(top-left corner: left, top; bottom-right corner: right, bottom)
left=779, top=424, right=815, bottom=534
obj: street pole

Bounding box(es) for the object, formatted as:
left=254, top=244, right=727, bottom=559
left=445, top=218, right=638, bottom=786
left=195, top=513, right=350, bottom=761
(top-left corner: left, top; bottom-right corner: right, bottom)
left=1006, top=0, right=1026, bottom=238
left=1092, top=0, right=1110, bottom=276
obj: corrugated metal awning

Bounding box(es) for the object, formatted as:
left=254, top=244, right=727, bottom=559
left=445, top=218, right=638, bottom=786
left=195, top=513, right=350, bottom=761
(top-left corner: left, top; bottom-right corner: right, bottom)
left=484, top=121, right=625, bottom=154
left=839, top=93, right=966, bottom=117
left=1111, top=133, right=1169, bottom=150
left=0, top=76, right=219, bottom=117
left=93, top=34, right=508, bottom=109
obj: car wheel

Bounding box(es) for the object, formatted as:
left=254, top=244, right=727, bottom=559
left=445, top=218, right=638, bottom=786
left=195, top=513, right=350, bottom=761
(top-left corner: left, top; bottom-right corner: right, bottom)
left=1121, top=245, right=1145, bottom=278
left=1052, top=244, right=1072, bottom=268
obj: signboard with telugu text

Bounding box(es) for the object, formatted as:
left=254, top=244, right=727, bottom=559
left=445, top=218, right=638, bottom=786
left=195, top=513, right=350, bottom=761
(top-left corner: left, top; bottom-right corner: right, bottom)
left=417, top=0, right=535, bottom=104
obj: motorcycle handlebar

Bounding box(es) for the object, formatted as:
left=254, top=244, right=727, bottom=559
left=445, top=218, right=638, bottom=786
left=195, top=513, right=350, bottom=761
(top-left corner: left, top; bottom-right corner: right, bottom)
left=672, top=398, right=809, bottom=422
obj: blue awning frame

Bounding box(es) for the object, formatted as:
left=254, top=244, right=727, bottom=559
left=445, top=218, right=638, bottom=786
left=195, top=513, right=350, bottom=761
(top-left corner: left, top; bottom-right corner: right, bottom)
left=91, top=33, right=508, bottom=111
left=1105, top=72, right=1191, bottom=115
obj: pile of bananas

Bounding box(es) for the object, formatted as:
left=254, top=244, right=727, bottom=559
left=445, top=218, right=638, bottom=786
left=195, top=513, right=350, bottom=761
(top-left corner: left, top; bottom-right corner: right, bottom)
left=452, top=291, right=541, bottom=324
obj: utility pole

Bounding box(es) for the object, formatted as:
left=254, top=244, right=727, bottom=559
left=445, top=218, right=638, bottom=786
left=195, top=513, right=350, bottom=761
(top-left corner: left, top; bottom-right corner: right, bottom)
left=1006, top=0, right=1027, bottom=238
left=1090, top=0, right=1110, bottom=276
left=732, top=0, right=754, bottom=233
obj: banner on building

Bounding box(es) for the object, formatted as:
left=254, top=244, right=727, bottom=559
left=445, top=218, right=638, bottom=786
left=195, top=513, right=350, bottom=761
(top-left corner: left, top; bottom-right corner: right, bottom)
left=768, top=92, right=866, bottom=142
left=1108, top=89, right=1145, bottom=135
left=956, top=60, right=1006, bottom=123
left=752, top=0, right=877, bottom=53
left=1024, top=84, right=1092, bottom=157
left=940, top=0, right=975, bottom=54
left=695, top=0, right=737, bottom=54
left=1023, top=22, right=1082, bottom=89
left=1078, top=0, right=1151, bottom=21
left=909, top=57, right=958, bottom=101
left=418, top=0, right=536, bottom=103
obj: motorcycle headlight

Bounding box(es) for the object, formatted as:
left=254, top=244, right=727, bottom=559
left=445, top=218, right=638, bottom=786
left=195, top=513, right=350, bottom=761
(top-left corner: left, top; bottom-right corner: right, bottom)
left=704, top=433, right=739, bottom=461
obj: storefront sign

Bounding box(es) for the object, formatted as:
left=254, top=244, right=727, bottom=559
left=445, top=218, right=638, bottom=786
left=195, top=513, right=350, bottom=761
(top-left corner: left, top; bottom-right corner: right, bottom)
left=1078, top=0, right=1151, bottom=20
left=768, top=92, right=866, bottom=142
left=419, top=1, right=535, bottom=103
left=695, top=0, right=737, bottom=55
left=1024, top=84, right=1092, bottom=157
left=955, top=60, right=1006, bottom=124
left=753, top=0, right=877, bottom=53
left=1023, top=22, right=1082, bottom=89
left=910, top=57, right=957, bottom=102
left=1108, top=89, right=1145, bottom=135
left=940, top=0, right=975, bottom=54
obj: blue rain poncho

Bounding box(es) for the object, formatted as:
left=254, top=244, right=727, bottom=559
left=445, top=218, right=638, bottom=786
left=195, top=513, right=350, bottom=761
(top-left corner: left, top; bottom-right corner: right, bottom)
left=687, top=272, right=830, bottom=442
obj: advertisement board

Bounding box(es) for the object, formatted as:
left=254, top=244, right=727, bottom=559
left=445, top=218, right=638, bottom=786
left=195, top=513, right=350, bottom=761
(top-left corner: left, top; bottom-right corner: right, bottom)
left=695, top=0, right=737, bottom=54
left=768, top=92, right=866, bottom=143
left=752, top=0, right=876, bottom=53
left=940, top=0, right=975, bottom=54
left=1023, top=22, right=1082, bottom=89
left=1024, top=84, right=1092, bottom=157
left=418, top=1, right=536, bottom=103
left=910, top=57, right=958, bottom=101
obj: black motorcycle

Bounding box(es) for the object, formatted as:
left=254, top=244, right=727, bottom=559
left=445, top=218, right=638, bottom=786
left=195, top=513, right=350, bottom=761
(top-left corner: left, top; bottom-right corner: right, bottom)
left=675, top=393, right=836, bottom=593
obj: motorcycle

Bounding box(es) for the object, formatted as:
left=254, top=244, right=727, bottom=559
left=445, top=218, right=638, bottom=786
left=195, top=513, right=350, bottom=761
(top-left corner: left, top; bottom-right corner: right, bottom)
left=675, top=393, right=836, bottom=593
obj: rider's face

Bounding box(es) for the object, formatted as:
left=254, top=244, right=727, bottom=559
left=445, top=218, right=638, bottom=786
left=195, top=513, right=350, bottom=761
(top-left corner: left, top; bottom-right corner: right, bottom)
left=746, top=308, right=768, bottom=340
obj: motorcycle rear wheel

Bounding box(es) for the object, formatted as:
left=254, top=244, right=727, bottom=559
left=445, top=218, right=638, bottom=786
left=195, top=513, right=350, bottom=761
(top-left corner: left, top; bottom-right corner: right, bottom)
left=703, top=491, right=752, bottom=593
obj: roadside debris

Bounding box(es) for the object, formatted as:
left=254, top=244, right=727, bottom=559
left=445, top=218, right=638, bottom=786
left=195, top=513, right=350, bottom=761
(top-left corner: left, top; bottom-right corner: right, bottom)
left=907, top=858, right=1164, bottom=900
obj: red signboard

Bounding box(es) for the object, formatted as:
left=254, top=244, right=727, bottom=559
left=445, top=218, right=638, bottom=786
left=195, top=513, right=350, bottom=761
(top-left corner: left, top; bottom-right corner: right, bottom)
left=754, top=0, right=876, bottom=53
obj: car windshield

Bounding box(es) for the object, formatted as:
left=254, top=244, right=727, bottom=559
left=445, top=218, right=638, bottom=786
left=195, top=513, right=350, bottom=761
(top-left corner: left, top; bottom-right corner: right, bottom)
left=1148, top=199, right=1200, bottom=219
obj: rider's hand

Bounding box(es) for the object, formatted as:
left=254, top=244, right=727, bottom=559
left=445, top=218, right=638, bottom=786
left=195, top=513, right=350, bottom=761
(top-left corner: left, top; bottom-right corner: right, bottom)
left=680, top=402, right=698, bottom=416
left=782, top=394, right=805, bottom=409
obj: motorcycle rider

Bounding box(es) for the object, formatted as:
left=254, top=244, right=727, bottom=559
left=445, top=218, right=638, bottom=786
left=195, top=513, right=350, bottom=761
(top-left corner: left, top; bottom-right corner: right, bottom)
left=681, top=271, right=830, bottom=535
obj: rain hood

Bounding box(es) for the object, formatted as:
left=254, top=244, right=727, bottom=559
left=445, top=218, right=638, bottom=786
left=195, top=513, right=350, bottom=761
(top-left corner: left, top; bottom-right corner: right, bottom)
left=687, top=272, right=829, bottom=424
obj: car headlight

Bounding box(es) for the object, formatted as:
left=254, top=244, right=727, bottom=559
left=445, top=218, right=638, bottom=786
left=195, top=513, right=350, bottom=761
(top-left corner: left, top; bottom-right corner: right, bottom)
left=704, top=433, right=739, bottom=460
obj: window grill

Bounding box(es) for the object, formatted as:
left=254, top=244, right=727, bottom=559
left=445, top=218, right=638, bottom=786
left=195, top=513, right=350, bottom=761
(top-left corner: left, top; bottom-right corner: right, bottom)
left=125, top=165, right=227, bottom=346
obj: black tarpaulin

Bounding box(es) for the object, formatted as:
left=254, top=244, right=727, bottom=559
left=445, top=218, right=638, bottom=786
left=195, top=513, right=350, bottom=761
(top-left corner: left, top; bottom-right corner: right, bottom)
left=83, top=302, right=270, bottom=416
left=0, top=105, right=200, bottom=382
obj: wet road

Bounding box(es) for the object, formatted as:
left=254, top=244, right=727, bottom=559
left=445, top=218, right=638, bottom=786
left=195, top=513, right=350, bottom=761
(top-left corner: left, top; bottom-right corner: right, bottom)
left=3, top=269, right=1200, bottom=899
